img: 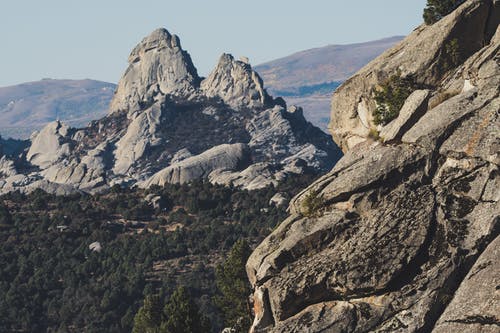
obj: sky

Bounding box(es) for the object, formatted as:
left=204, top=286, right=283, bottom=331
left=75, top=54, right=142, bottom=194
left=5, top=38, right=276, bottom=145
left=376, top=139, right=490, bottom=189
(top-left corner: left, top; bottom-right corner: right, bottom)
left=1, top=0, right=427, bottom=87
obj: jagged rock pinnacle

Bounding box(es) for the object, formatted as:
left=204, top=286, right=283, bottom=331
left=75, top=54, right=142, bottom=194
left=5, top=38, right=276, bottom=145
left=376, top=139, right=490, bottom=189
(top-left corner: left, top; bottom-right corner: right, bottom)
left=0, top=26, right=342, bottom=196
left=201, top=53, right=271, bottom=108
left=109, top=28, right=200, bottom=114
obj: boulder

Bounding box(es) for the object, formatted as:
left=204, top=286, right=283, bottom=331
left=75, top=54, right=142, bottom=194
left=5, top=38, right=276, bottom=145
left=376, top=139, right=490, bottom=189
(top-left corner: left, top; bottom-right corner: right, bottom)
left=141, top=143, right=250, bottom=187
left=246, top=106, right=297, bottom=161
left=379, top=89, right=430, bottom=142
left=269, top=193, right=289, bottom=207
left=170, top=148, right=193, bottom=164
left=26, top=121, right=73, bottom=169
left=26, top=181, right=77, bottom=195
left=0, top=157, right=17, bottom=178
left=89, top=241, right=103, bottom=253
left=144, top=194, right=164, bottom=210
left=209, top=162, right=278, bottom=191
left=35, top=140, right=109, bottom=192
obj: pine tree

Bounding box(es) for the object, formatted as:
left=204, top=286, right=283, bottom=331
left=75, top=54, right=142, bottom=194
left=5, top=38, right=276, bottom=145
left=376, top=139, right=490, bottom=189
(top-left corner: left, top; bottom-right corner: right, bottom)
left=423, top=0, right=465, bottom=25
left=215, top=239, right=252, bottom=332
left=132, top=288, right=210, bottom=333
left=162, top=286, right=210, bottom=333
left=132, top=295, right=163, bottom=333
left=0, top=203, right=12, bottom=225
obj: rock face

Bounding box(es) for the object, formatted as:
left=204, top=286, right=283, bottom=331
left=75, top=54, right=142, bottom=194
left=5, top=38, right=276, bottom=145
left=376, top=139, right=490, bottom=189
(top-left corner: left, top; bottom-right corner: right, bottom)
left=141, top=143, right=250, bottom=187
left=247, top=1, right=500, bottom=332
left=432, top=235, right=500, bottom=333
left=201, top=53, right=271, bottom=108
left=109, top=28, right=200, bottom=114
left=0, top=28, right=341, bottom=194
left=330, top=0, right=499, bottom=152
left=112, top=102, right=163, bottom=175
left=26, top=121, right=73, bottom=169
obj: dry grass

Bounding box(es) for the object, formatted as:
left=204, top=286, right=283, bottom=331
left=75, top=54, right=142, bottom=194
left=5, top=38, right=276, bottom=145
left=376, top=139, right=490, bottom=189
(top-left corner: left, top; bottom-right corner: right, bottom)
left=429, top=89, right=461, bottom=109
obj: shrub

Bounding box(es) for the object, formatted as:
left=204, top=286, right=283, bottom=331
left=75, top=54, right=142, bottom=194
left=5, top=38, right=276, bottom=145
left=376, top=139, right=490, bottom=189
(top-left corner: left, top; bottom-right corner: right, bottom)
left=423, top=0, right=465, bottom=25
left=301, top=189, right=325, bottom=217
left=132, top=287, right=211, bottom=333
left=30, top=191, right=49, bottom=210
left=368, top=128, right=381, bottom=141
left=373, top=73, right=415, bottom=125
left=132, top=295, right=163, bottom=333
left=162, top=287, right=211, bottom=333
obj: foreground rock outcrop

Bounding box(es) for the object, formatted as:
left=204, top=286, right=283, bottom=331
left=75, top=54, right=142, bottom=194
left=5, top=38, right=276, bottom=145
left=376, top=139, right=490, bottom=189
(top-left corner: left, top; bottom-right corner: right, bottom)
left=0, top=28, right=341, bottom=194
left=329, top=0, right=499, bottom=151
left=247, top=1, right=499, bottom=332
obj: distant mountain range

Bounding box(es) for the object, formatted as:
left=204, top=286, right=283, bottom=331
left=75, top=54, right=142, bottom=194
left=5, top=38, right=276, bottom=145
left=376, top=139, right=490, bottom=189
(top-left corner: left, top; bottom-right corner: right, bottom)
left=255, top=36, right=404, bottom=130
left=0, top=37, right=402, bottom=139
left=0, top=79, right=115, bottom=139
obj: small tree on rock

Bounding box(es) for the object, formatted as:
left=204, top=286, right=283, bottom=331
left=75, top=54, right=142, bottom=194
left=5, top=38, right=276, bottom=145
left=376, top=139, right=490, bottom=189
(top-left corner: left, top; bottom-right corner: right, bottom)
left=423, top=0, right=465, bottom=25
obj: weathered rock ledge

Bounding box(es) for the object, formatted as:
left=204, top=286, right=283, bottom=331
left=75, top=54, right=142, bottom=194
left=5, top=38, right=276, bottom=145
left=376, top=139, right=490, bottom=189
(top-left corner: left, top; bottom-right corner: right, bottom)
left=247, top=1, right=499, bottom=332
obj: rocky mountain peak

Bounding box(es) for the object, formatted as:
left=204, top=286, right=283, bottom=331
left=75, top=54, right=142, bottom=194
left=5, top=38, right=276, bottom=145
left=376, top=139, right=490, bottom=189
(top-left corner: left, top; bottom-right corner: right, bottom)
left=0, top=27, right=342, bottom=195
left=201, top=53, right=271, bottom=108
left=128, top=28, right=180, bottom=61
left=109, top=28, right=200, bottom=114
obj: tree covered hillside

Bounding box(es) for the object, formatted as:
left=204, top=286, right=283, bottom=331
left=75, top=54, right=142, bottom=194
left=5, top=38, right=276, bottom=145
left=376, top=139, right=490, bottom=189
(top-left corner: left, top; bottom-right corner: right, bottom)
left=0, top=175, right=316, bottom=333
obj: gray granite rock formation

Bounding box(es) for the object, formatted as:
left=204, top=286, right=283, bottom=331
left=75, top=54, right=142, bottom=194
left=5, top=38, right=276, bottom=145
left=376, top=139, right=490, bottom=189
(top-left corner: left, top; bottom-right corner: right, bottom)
left=0, top=27, right=342, bottom=195
left=201, top=53, right=271, bottom=108
left=329, top=0, right=499, bottom=151
left=247, top=1, right=500, bottom=331
left=109, top=28, right=200, bottom=114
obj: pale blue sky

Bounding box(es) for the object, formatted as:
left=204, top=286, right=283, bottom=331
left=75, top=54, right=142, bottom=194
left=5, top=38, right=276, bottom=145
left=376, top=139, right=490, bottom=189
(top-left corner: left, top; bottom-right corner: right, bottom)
left=1, top=0, right=427, bottom=87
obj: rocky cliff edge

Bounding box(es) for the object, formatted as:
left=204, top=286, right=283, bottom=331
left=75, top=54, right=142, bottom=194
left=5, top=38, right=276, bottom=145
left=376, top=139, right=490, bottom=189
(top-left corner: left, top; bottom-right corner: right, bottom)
left=247, top=1, right=500, bottom=332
